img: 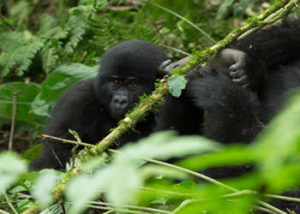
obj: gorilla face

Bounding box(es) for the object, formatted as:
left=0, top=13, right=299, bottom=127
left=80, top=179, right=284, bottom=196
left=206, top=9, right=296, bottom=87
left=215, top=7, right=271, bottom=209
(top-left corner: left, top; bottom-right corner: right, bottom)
left=106, top=75, right=153, bottom=120
left=95, top=40, right=167, bottom=121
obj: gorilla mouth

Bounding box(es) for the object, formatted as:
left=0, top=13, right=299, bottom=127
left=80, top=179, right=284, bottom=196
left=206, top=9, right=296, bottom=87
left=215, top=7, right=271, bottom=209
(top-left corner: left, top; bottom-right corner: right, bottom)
left=113, top=108, right=128, bottom=119
left=110, top=105, right=133, bottom=120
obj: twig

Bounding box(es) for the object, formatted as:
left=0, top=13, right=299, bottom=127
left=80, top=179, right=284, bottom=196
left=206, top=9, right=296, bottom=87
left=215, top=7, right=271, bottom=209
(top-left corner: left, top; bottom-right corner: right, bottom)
left=266, top=193, right=300, bottom=203
left=146, top=158, right=237, bottom=191
left=224, top=190, right=300, bottom=203
left=141, top=186, right=198, bottom=197
left=60, top=202, right=66, bottom=214
left=108, top=6, right=136, bottom=11
left=103, top=210, right=114, bottom=214
left=8, top=93, right=17, bottom=151
left=258, top=201, right=286, bottom=214
left=86, top=201, right=171, bottom=214
left=2, top=191, right=18, bottom=214
left=42, top=134, right=93, bottom=148
left=172, top=199, right=198, bottom=214
left=43, top=134, right=300, bottom=207
left=150, top=2, right=216, bottom=44
left=142, top=158, right=286, bottom=214
left=172, top=0, right=300, bottom=76
left=23, top=1, right=299, bottom=213
left=43, top=135, right=295, bottom=214
left=103, top=211, right=114, bottom=214
left=71, top=203, right=151, bottom=214
left=253, top=206, right=277, bottom=214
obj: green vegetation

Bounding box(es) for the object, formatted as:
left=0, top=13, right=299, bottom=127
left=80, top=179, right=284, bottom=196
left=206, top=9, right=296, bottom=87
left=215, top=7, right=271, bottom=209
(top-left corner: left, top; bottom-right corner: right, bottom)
left=0, top=1, right=300, bottom=213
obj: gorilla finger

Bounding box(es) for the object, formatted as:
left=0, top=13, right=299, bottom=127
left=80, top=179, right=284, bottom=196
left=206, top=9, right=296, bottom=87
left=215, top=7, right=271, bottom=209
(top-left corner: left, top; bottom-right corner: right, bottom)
left=159, top=59, right=172, bottom=72
left=229, top=69, right=246, bottom=78
left=229, top=63, right=243, bottom=71
left=233, top=76, right=249, bottom=84
left=165, top=63, right=181, bottom=71
left=242, top=83, right=250, bottom=88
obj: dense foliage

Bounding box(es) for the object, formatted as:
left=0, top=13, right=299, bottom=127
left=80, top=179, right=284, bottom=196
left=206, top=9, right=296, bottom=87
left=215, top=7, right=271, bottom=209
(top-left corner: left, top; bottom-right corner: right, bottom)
left=0, top=0, right=300, bottom=213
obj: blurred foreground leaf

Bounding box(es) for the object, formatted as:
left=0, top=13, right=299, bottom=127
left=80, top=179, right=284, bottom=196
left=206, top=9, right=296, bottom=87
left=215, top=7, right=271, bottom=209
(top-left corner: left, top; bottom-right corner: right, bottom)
left=0, top=152, right=27, bottom=194
left=32, top=169, right=64, bottom=209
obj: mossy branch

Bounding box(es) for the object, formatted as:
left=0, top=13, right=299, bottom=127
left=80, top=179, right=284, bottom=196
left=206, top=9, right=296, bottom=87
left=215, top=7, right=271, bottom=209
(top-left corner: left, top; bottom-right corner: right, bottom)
left=23, top=1, right=299, bottom=213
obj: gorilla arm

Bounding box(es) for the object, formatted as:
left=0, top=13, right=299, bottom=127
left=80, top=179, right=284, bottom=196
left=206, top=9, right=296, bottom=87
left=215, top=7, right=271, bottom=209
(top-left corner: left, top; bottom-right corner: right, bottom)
left=29, top=79, right=111, bottom=170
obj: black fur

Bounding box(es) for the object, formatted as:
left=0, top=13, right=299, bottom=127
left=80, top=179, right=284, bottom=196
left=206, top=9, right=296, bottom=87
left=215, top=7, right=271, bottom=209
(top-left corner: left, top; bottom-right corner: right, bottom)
left=157, top=19, right=300, bottom=143
left=156, top=20, right=300, bottom=212
left=30, top=40, right=167, bottom=170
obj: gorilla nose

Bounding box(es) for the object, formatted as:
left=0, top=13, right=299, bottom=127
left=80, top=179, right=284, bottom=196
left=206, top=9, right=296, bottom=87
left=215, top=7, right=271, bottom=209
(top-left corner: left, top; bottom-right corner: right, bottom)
left=113, top=96, right=128, bottom=109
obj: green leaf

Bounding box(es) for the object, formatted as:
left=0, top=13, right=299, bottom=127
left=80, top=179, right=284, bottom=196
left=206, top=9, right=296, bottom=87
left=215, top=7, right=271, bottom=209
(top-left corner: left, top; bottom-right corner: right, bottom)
left=67, top=132, right=219, bottom=211
left=81, top=154, right=110, bottom=173
left=64, top=5, right=94, bottom=53
left=141, top=165, right=188, bottom=179
left=0, top=32, right=28, bottom=52
left=31, top=63, right=98, bottom=117
left=0, top=32, right=44, bottom=77
left=119, top=131, right=220, bottom=161
left=104, top=161, right=142, bottom=207
left=178, top=145, right=255, bottom=171
left=66, top=171, right=108, bottom=214
left=22, top=144, right=43, bottom=162
left=102, top=132, right=219, bottom=206
left=0, top=152, right=27, bottom=194
left=17, top=171, right=40, bottom=189
left=41, top=48, right=59, bottom=74
left=15, top=41, right=44, bottom=76
left=233, top=0, right=252, bottom=17
left=0, top=82, right=44, bottom=123
left=216, top=0, right=235, bottom=20
left=40, top=203, right=70, bottom=214
left=32, top=169, right=64, bottom=209
left=254, top=92, right=300, bottom=190
left=168, top=76, right=187, bottom=97
left=37, top=14, right=68, bottom=40
left=67, top=160, right=141, bottom=213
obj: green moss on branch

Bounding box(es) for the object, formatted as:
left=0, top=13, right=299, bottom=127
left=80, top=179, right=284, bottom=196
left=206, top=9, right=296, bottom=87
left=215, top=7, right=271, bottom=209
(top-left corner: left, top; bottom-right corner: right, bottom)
left=23, top=0, right=299, bottom=213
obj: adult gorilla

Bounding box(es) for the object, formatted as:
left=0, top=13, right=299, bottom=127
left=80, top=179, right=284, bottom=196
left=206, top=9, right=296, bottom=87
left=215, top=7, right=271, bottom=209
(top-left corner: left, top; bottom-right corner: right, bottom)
left=30, top=40, right=167, bottom=170
left=157, top=19, right=300, bottom=143
left=156, top=19, right=300, bottom=213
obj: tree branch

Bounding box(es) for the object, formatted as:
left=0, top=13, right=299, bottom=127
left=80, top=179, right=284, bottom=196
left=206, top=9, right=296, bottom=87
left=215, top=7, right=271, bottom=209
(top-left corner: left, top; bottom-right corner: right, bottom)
left=23, top=1, right=299, bottom=213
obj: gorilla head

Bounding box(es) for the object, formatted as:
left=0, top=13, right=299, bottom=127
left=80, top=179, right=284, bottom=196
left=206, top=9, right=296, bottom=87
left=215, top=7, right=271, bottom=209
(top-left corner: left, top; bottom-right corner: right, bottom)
left=95, top=40, right=167, bottom=120
left=30, top=40, right=168, bottom=171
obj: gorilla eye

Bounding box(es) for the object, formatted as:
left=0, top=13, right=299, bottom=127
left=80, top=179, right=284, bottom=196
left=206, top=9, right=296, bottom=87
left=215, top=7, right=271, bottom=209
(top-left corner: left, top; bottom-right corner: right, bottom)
left=112, top=79, right=121, bottom=85
left=129, top=80, right=136, bottom=85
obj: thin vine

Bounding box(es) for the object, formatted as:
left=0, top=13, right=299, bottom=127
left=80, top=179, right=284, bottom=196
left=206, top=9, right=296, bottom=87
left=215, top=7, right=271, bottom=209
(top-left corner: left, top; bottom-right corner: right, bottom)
left=23, top=1, right=299, bottom=213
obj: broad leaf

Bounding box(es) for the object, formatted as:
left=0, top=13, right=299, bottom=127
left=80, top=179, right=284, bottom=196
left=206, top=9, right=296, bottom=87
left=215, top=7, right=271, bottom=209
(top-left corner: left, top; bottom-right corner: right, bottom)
left=31, top=63, right=98, bottom=117
left=0, top=82, right=43, bottom=123
left=0, top=152, right=27, bottom=194
left=168, top=75, right=187, bottom=97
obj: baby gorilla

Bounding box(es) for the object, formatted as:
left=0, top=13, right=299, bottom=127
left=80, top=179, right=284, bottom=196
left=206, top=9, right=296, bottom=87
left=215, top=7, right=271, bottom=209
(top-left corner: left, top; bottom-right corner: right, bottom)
left=30, top=40, right=167, bottom=170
